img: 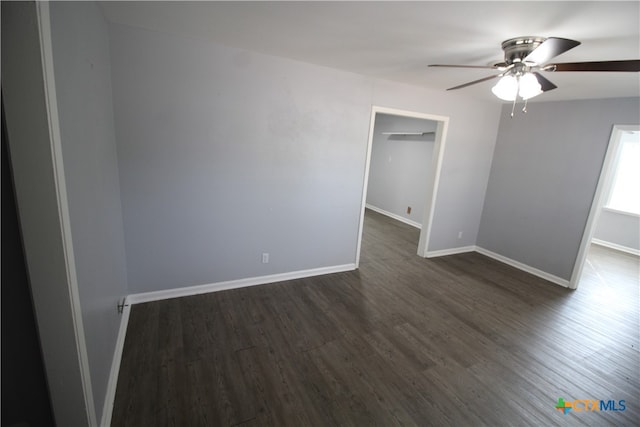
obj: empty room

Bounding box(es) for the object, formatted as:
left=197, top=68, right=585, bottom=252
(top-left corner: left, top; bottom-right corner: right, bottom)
left=2, top=1, right=639, bottom=426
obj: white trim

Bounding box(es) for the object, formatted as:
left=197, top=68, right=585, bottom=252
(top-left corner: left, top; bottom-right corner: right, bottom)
left=601, top=206, right=640, bottom=218
left=417, top=117, right=449, bottom=258
left=98, top=263, right=350, bottom=425
left=37, top=3, right=98, bottom=425
left=100, top=263, right=354, bottom=424
left=99, top=247, right=574, bottom=423
left=128, top=264, right=356, bottom=305
left=475, top=247, right=570, bottom=288
left=100, top=300, right=131, bottom=427
left=356, top=106, right=449, bottom=266
left=365, top=204, right=422, bottom=229
left=355, top=107, right=378, bottom=267
left=570, top=124, right=640, bottom=289
left=591, top=239, right=640, bottom=257
left=425, top=246, right=476, bottom=258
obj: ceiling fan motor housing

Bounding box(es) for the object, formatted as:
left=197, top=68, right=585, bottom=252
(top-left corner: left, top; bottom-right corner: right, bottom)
left=431, top=35, right=638, bottom=95
left=501, top=36, right=547, bottom=64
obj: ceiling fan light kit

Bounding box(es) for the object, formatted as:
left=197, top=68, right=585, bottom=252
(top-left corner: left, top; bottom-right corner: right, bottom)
left=518, top=73, right=543, bottom=100
left=491, top=73, right=542, bottom=102
left=430, top=36, right=640, bottom=117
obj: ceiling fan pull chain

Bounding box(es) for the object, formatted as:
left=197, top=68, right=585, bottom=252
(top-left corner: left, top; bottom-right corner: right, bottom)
left=510, top=98, right=517, bottom=118
left=522, top=98, right=529, bottom=113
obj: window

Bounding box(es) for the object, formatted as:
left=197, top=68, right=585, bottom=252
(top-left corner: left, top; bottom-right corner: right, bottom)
left=605, top=131, right=640, bottom=215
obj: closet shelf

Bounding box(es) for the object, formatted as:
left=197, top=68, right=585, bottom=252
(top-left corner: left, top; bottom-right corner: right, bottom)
left=381, top=131, right=435, bottom=136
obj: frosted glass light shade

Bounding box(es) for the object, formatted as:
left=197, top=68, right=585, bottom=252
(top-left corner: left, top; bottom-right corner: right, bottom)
left=491, top=75, right=518, bottom=101
left=518, top=73, right=543, bottom=100
left=492, top=73, right=543, bottom=101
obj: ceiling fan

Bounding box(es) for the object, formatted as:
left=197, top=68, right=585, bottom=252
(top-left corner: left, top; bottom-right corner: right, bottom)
left=430, top=36, right=640, bottom=115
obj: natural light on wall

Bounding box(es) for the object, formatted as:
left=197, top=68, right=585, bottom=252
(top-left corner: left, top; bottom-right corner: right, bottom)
left=606, top=131, right=640, bottom=215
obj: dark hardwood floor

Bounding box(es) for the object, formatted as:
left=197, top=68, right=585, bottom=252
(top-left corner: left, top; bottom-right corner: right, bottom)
left=112, top=209, right=639, bottom=426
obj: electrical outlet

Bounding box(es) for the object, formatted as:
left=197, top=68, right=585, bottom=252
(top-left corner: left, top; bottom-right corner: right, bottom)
left=407, top=206, right=412, bottom=214
left=262, top=253, right=269, bottom=264
left=458, top=231, right=463, bottom=239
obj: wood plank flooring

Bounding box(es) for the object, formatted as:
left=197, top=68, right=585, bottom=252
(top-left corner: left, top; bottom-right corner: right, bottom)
left=111, top=209, right=639, bottom=426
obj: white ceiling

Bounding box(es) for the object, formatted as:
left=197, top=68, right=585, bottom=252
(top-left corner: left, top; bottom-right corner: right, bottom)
left=99, top=1, right=640, bottom=103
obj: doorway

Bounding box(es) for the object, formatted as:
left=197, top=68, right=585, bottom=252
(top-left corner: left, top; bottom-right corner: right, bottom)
left=571, top=125, right=640, bottom=289
left=1, top=95, right=56, bottom=427
left=355, top=106, right=449, bottom=267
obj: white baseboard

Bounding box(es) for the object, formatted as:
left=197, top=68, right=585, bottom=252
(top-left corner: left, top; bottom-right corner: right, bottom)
left=99, top=247, right=571, bottom=424
left=101, top=263, right=356, bottom=425
left=127, top=264, right=356, bottom=305
left=419, top=243, right=570, bottom=288
left=366, top=204, right=422, bottom=229
left=591, top=239, right=640, bottom=257
left=475, top=246, right=569, bottom=288
left=425, top=245, right=476, bottom=257
left=100, top=298, right=131, bottom=427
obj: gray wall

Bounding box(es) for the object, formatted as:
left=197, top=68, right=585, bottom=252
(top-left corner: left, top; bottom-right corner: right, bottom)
left=1, top=2, right=92, bottom=424
left=109, top=24, right=371, bottom=292
left=367, top=113, right=436, bottom=226
left=109, top=23, right=502, bottom=293
left=50, top=2, right=128, bottom=422
left=593, top=209, right=640, bottom=252
left=478, top=97, right=640, bottom=280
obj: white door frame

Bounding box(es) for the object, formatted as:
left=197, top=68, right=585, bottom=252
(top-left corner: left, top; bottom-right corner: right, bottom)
left=569, top=124, right=639, bottom=289
left=3, top=2, right=97, bottom=425
left=355, top=106, right=449, bottom=266
left=37, top=3, right=98, bottom=423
